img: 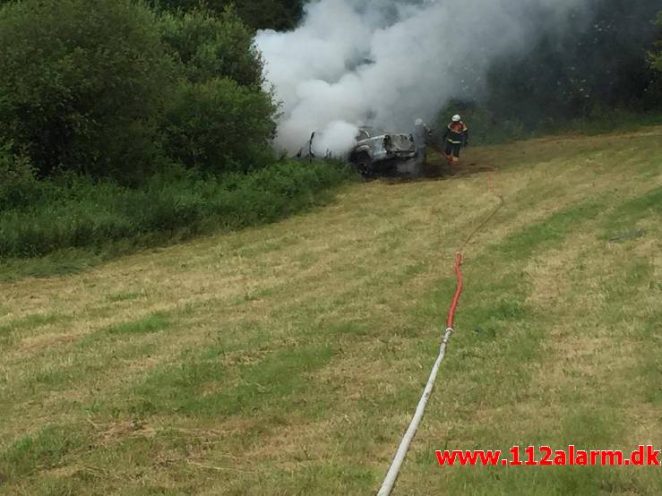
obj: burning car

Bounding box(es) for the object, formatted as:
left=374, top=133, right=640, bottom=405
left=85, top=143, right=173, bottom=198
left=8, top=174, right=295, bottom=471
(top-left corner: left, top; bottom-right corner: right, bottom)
left=297, top=126, right=424, bottom=178
left=348, top=128, right=420, bottom=177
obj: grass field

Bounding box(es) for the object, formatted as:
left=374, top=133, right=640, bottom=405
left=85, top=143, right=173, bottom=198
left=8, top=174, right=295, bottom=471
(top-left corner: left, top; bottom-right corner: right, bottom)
left=1, top=127, right=661, bottom=495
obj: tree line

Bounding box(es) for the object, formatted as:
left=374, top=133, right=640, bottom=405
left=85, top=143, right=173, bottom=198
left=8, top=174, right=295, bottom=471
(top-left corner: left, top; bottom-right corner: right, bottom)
left=149, top=0, right=304, bottom=31
left=0, top=0, right=283, bottom=184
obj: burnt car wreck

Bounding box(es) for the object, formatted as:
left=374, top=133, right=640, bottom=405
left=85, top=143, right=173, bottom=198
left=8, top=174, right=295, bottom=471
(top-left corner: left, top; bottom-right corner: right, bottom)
left=349, top=128, right=422, bottom=177
left=298, top=126, right=427, bottom=178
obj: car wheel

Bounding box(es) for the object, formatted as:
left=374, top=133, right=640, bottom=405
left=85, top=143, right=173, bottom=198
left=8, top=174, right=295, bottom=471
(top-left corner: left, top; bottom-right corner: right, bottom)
left=352, top=152, right=372, bottom=177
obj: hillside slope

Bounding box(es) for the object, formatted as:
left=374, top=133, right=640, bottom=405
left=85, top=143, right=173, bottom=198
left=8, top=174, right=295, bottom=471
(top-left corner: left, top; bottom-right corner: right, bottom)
left=1, top=128, right=661, bottom=495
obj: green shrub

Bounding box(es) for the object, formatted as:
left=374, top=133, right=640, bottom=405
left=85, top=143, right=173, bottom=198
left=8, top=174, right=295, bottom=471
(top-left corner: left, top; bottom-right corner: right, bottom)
left=0, top=161, right=353, bottom=259
left=157, top=6, right=277, bottom=174
left=149, top=0, right=304, bottom=31
left=0, top=142, right=42, bottom=210
left=0, top=0, right=178, bottom=181
left=159, top=6, right=264, bottom=87
left=163, top=78, right=276, bottom=173
left=652, top=12, right=662, bottom=72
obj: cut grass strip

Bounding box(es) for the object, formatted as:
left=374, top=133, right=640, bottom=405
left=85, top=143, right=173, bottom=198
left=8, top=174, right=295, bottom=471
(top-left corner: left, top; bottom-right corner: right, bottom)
left=106, top=313, right=171, bottom=336
left=131, top=344, right=335, bottom=418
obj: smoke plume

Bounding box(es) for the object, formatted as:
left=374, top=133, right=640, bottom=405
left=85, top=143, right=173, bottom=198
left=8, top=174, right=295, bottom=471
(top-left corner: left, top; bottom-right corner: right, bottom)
left=255, top=0, right=590, bottom=155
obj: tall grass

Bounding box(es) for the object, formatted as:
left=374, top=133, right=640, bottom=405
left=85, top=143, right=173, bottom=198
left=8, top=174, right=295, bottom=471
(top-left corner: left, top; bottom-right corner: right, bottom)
left=0, top=161, right=353, bottom=259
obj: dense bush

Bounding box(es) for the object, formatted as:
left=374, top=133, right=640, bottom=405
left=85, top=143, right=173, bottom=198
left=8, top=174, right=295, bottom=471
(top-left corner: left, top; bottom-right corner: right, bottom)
left=150, top=0, right=304, bottom=31
left=0, top=161, right=353, bottom=258
left=157, top=7, right=277, bottom=175
left=652, top=12, right=662, bottom=72
left=163, top=78, right=276, bottom=173
left=0, top=0, right=279, bottom=183
left=159, top=6, right=264, bottom=87
left=0, top=142, right=40, bottom=210
left=0, top=0, right=177, bottom=182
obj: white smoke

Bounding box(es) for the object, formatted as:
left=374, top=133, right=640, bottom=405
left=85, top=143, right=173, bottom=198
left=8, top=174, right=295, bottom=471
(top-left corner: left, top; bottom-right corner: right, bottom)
left=255, top=0, right=590, bottom=155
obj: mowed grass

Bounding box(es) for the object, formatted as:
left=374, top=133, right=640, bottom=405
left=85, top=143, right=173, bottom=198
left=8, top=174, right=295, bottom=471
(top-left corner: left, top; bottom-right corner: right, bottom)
left=0, top=127, right=661, bottom=495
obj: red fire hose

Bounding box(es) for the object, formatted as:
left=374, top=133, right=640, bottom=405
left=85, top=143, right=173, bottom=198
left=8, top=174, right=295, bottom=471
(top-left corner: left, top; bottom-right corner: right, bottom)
left=378, top=169, right=504, bottom=496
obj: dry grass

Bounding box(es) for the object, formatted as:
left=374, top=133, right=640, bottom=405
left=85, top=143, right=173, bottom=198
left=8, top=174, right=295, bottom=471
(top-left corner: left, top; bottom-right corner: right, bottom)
left=0, top=127, right=661, bottom=495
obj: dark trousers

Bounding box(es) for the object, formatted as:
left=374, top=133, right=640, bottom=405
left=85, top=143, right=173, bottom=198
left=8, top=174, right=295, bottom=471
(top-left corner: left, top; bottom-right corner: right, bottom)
left=445, top=142, right=462, bottom=158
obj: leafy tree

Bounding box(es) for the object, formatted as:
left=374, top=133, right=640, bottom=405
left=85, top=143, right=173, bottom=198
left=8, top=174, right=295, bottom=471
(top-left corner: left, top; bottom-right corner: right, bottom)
left=158, top=6, right=277, bottom=174
left=159, top=6, right=263, bottom=87
left=0, top=0, right=178, bottom=181
left=0, top=141, right=39, bottom=210
left=163, top=78, right=276, bottom=173
left=652, top=11, right=662, bottom=72
left=150, top=0, right=304, bottom=31
left=233, top=0, right=304, bottom=31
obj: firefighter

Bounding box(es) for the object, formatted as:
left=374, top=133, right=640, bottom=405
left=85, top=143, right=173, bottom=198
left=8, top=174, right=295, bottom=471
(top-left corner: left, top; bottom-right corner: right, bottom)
left=442, top=114, right=469, bottom=164
left=414, top=118, right=431, bottom=162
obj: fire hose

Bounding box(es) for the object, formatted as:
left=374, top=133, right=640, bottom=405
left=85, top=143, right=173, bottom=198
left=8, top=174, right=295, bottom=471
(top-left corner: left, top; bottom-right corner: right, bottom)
left=377, top=171, right=504, bottom=496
